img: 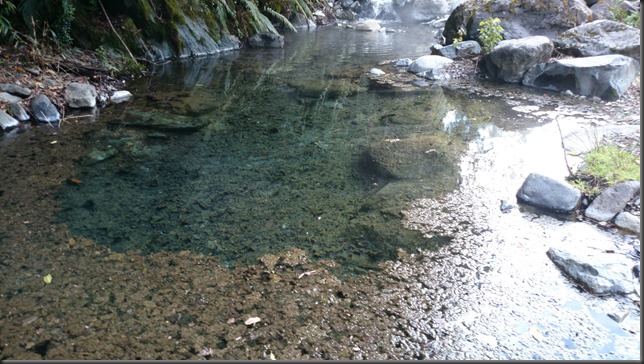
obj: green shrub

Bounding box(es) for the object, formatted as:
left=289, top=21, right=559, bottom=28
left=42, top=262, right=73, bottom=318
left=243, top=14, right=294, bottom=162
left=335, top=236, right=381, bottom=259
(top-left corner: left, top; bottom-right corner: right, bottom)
left=609, top=1, right=640, bottom=28
left=478, top=17, right=503, bottom=53
left=568, top=144, right=640, bottom=198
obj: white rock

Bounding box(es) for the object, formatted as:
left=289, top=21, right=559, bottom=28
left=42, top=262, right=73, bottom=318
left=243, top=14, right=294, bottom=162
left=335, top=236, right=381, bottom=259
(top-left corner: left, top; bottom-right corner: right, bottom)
left=370, top=68, right=385, bottom=76
left=110, top=90, right=132, bottom=104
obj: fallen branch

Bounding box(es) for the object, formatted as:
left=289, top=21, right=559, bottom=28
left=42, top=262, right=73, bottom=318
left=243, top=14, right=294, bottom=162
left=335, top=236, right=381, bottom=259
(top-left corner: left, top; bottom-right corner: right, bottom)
left=555, top=119, right=573, bottom=175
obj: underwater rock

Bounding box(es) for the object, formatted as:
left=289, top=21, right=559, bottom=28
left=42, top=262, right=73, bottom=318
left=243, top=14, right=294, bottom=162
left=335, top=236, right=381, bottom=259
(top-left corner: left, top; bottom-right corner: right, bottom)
left=111, top=110, right=210, bottom=131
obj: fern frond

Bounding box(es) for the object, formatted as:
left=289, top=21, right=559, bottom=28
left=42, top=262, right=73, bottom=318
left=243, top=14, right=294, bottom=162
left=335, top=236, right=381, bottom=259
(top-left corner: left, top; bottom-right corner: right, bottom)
left=242, top=0, right=277, bottom=34
left=264, top=7, right=296, bottom=32
left=18, top=0, right=40, bottom=32
left=291, top=0, right=313, bottom=18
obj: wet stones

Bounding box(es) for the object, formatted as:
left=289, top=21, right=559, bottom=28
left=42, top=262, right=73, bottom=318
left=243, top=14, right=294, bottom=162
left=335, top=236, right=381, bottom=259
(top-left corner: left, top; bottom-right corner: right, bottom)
left=29, top=94, right=61, bottom=124
left=0, top=109, right=19, bottom=130
left=584, top=181, right=640, bottom=222
left=516, top=173, right=581, bottom=213
left=614, top=212, right=640, bottom=234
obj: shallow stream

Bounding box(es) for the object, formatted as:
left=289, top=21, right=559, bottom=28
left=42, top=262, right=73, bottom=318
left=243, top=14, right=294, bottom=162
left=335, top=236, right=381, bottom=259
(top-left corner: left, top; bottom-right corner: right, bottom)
left=0, top=25, right=639, bottom=360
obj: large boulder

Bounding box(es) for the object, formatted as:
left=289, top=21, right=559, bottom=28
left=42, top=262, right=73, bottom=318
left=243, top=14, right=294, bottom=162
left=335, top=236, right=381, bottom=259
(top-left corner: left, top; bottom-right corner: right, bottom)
left=408, top=55, right=453, bottom=74
left=554, top=20, right=640, bottom=60
left=522, top=54, right=639, bottom=101
left=516, top=173, right=581, bottom=213
left=443, top=0, right=592, bottom=45
left=584, top=180, right=640, bottom=221
left=483, top=36, right=554, bottom=83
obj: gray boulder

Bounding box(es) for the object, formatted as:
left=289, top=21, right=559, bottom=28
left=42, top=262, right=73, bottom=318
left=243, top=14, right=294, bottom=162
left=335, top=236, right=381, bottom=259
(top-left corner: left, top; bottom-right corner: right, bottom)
left=516, top=173, right=581, bottom=213
left=0, top=83, right=31, bottom=97
left=0, top=109, right=19, bottom=130
left=29, top=94, right=61, bottom=123
left=248, top=32, right=284, bottom=48
left=554, top=20, right=640, bottom=60
left=614, top=211, right=640, bottom=234
left=408, top=55, right=453, bottom=74
left=547, top=245, right=636, bottom=295
left=6, top=102, right=30, bottom=121
left=483, top=36, right=554, bottom=83
left=65, top=82, right=97, bottom=108
left=522, top=54, right=639, bottom=101
left=585, top=181, right=640, bottom=221
left=443, top=0, right=591, bottom=45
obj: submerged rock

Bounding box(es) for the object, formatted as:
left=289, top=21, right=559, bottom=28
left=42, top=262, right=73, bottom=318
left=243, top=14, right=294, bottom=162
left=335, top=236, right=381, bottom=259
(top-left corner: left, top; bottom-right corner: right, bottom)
left=110, top=90, right=132, bottom=104
left=111, top=110, right=210, bottom=131
left=516, top=173, right=581, bottom=213
left=584, top=181, right=640, bottom=222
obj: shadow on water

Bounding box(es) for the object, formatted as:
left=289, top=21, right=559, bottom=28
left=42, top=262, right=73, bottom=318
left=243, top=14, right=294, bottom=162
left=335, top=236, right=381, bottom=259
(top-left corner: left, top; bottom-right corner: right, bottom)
left=54, top=27, right=514, bottom=275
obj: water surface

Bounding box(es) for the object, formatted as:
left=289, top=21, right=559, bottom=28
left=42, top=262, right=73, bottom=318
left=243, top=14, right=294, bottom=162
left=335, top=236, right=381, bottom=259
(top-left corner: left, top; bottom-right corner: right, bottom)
left=57, top=26, right=539, bottom=273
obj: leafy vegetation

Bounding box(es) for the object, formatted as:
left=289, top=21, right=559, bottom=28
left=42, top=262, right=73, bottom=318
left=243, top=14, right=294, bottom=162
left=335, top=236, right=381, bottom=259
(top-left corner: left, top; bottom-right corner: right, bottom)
left=608, top=1, right=640, bottom=28
left=568, top=144, right=640, bottom=198
left=478, top=17, right=503, bottom=53
left=0, top=0, right=326, bottom=70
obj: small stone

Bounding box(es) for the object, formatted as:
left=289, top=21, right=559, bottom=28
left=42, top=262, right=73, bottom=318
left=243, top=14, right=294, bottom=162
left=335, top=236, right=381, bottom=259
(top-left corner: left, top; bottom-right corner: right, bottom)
left=7, top=102, right=30, bottom=121
left=395, top=58, right=412, bottom=67
left=614, top=211, right=640, bottom=234
left=0, top=109, right=19, bottom=130
left=370, top=68, right=385, bottom=76
left=244, top=317, right=261, bottom=326
left=607, top=311, right=628, bottom=323
left=0, top=91, right=23, bottom=103
left=0, top=83, right=31, bottom=97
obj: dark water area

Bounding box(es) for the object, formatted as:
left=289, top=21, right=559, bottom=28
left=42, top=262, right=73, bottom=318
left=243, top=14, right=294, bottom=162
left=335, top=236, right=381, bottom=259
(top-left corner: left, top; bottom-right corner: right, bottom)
left=56, top=26, right=526, bottom=273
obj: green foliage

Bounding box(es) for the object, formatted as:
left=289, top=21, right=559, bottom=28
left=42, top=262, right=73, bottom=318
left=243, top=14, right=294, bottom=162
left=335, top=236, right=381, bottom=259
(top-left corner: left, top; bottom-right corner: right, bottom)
left=478, top=17, right=503, bottom=53
left=0, top=0, right=16, bottom=40
left=608, top=1, right=640, bottom=28
left=452, top=27, right=465, bottom=47
left=568, top=144, right=640, bottom=198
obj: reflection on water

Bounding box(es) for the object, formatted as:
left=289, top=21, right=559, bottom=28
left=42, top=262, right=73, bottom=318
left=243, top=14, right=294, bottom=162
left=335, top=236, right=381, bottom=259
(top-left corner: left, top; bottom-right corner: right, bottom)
left=55, top=26, right=519, bottom=274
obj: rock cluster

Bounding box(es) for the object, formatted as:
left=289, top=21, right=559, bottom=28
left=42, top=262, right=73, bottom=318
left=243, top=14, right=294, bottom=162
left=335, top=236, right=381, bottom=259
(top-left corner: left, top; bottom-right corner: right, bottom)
left=0, top=81, right=132, bottom=131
